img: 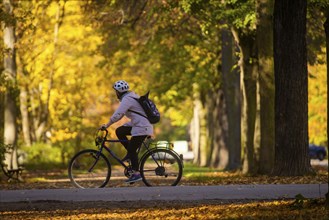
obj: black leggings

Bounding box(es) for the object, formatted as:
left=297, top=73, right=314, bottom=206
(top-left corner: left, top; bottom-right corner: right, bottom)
left=115, top=126, right=147, bottom=171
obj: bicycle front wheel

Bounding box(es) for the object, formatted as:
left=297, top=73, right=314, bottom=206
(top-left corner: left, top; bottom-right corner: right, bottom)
left=140, top=148, right=183, bottom=186
left=68, top=149, right=111, bottom=188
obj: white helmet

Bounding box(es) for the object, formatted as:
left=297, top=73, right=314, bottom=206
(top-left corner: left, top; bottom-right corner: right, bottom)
left=113, top=80, right=129, bottom=93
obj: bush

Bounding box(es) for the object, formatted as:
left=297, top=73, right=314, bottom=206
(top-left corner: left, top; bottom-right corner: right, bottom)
left=0, top=138, right=11, bottom=165
left=21, top=143, right=63, bottom=169
left=0, top=142, right=6, bottom=163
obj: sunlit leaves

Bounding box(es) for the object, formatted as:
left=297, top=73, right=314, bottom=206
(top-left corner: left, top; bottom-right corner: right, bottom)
left=6, top=0, right=327, bottom=151
left=51, top=128, right=78, bottom=143
left=14, top=0, right=106, bottom=146
left=308, top=54, right=327, bottom=145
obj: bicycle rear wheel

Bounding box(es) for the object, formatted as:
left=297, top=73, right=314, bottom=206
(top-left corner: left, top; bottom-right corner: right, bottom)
left=140, top=148, right=183, bottom=186
left=68, top=149, right=111, bottom=188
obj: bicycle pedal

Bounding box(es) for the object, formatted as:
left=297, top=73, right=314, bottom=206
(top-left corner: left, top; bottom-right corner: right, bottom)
left=129, top=182, right=135, bottom=185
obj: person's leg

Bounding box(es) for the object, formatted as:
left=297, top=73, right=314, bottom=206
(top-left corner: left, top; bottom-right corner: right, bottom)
left=128, top=135, right=147, bottom=171
left=115, top=126, right=132, bottom=150
left=125, top=135, right=147, bottom=183
left=115, top=126, right=132, bottom=161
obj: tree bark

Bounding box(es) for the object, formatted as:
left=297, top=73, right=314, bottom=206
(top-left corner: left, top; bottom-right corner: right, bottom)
left=0, top=50, right=3, bottom=144
left=323, top=14, right=329, bottom=207
left=221, top=28, right=241, bottom=170
left=199, top=91, right=209, bottom=167
left=191, top=84, right=201, bottom=165
left=190, top=85, right=213, bottom=167
left=272, top=0, right=312, bottom=176
left=0, top=92, right=3, bottom=143
left=2, top=0, right=19, bottom=170
left=19, top=85, right=31, bottom=146
left=256, top=0, right=275, bottom=174
left=16, top=46, right=32, bottom=146
left=232, top=29, right=258, bottom=175
left=207, top=88, right=228, bottom=169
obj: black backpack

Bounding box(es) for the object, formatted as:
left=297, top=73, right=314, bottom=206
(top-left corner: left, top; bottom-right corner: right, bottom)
left=129, top=91, right=160, bottom=124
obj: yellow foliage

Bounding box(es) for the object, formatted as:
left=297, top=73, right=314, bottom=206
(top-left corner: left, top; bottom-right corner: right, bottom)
left=308, top=57, right=327, bottom=146
left=51, top=128, right=78, bottom=142
left=15, top=0, right=108, bottom=145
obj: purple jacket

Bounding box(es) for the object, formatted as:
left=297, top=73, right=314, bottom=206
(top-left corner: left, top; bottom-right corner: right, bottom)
left=107, top=92, right=153, bottom=136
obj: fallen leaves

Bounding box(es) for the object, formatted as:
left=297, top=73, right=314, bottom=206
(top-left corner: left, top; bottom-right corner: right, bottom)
left=1, top=164, right=327, bottom=190
left=1, top=199, right=327, bottom=220
left=0, top=163, right=328, bottom=219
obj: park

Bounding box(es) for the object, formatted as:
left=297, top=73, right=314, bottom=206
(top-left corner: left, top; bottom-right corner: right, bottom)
left=1, top=0, right=329, bottom=219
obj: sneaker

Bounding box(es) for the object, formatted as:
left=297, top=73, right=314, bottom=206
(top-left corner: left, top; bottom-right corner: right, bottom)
left=121, top=154, right=130, bottom=162
left=125, top=173, right=142, bottom=183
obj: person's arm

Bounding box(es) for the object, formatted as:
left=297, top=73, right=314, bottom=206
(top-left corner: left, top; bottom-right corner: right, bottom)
left=103, top=97, right=132, bottom=128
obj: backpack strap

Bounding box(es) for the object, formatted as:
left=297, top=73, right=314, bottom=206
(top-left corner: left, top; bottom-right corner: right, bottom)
left=127, top=96, right=148, bottom=119
left=128, top=109, right=148, bottom=119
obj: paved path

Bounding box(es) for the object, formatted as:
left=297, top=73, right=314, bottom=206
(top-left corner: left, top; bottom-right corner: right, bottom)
left=0, top=184, right=327, bottom=203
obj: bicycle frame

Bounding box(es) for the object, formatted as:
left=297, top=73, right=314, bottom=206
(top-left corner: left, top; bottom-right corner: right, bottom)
left=99, top=139, right=131, bottom=170
left=95, top=129, right=154, bottom=171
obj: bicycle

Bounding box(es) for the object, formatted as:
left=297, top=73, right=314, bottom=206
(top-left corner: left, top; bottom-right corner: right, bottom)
left=68, top=128, right=183, bottom=188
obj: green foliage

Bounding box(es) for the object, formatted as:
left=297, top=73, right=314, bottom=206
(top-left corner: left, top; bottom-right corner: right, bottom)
left=1, top=0, right=327, bottom=170
left=21, top=143, right=63, bottom=168
left=0, top=2, right=16, bottom=27
left=308, top=0, right=329, bottom=13
left=0, top=141, right=7, bottom=163
left=154, top=118, right=190, bottom=141
left=291, top=194, right=307, bottom=209
left=307, top=4, right=326, bottom=65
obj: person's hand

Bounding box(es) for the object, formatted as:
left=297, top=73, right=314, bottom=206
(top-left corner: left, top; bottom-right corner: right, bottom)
left=100, top=124, right=108, bottom=130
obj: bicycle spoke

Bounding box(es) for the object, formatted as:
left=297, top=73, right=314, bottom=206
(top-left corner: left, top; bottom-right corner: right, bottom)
left=140, top=149, right=183, bottom=186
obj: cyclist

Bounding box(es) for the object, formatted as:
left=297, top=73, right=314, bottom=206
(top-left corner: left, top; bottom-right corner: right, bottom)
left=101, top=80, right=153, bottom=183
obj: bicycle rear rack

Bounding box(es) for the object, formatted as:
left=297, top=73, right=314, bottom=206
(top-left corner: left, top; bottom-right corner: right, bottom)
left=149, top=141, right=174, bottom=150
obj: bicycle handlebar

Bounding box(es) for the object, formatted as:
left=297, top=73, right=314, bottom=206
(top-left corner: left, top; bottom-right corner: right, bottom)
left=99, top=127, right=108, bottom=135
left=95, top=128, right=109, bottom=146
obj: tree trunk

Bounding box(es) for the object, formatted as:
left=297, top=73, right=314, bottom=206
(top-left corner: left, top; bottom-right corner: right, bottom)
left=272, top=0, right=312, bottom=176
left=256, top=0, right=275, bottom=174
left=0, top=23, right=3, bottom=143
left=221, top=28, right=241, bottom=170
left=232, top=29, right=258, bottom=175
left=0, top=92, right=3, bottom=143
left=191, top=84, right=201, bottom=165
left=2, top=0, right=19, bottom=170
left=0, top=61, right=3, bottom=144
left=207, top=88, right=228, bottom=169
left=19, top=85, right=31, bottom=146
left=199, top=91, right=209, bottom=167
left=190, top=85, right=212, bottom=167
left=254, top=80, right=261, bottom=173
left=323, top=15, right=329, bottom=207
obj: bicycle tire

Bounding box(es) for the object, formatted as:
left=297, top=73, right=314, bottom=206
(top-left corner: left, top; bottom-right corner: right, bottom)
left=68, top=149, right=111, bottom=188
left=140, top=148, right=183, bottom=186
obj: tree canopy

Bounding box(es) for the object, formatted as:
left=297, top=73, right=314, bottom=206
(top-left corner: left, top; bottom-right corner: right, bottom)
left=0, top=0, right=327, bottom=172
